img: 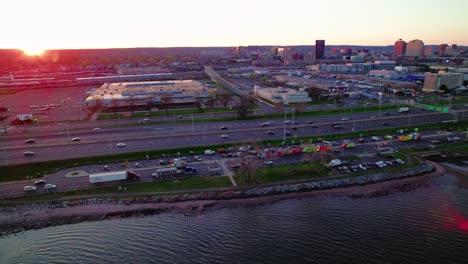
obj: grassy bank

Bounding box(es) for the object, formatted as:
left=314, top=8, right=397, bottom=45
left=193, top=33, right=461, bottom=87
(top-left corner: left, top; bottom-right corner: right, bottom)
left=234, top=163, right=332, bottom=185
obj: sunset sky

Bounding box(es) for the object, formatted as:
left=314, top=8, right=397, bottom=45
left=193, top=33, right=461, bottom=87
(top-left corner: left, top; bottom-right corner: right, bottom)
left=2, top=0, right=468, bottom=51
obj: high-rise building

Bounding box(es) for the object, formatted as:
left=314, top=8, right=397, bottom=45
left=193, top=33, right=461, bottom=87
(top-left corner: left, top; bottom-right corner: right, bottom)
left=438, top=44, right=448, bottom=56
left=423, top=46, right=434, bottom=57
left=315, top=40, right=325, bottom=60
left=405, top=39, right=424, bottom=57
left=394, top=39, right=407, bottom=56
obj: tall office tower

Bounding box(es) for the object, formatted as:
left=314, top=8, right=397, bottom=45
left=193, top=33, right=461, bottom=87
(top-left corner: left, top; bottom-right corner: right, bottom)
left=438, top=44, right=448, bottom=56
left=423, top=46, right=434, bottom=57
left=394, top=39, right=407, bottom=56
left=315, top=40, right=325, bottom=60
left=405, top=39, right=424, bottom=57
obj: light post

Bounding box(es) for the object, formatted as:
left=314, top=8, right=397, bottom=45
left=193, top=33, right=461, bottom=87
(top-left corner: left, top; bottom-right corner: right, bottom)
left=3, top=148, right=8, bottom=166
left=378, top=92, right=383, bottom=117
left=191, top=114, right=194, bottom=132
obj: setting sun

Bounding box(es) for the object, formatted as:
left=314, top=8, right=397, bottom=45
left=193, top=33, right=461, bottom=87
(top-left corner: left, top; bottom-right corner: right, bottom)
left=22, top=48, right=45, bottom=56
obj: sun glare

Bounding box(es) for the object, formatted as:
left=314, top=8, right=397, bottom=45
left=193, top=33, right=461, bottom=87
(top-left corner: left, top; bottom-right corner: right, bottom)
left=22, top=48, right=45, bottom=56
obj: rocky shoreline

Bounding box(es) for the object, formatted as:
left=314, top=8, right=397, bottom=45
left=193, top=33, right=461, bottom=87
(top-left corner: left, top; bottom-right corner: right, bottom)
left=0, top=161, right=445, bottom=237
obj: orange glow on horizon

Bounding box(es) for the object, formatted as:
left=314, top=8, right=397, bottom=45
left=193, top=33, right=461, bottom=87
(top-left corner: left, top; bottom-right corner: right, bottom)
left=22, top=48, right=45, bottom=56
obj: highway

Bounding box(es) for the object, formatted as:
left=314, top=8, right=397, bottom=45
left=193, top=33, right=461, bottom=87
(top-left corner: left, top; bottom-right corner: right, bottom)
left=0, top=110, right=463, bottom=166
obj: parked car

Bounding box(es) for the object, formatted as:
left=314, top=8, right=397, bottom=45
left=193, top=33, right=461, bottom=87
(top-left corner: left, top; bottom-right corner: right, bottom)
left=306, top=121, right=314, bottom=124
left=264, top=160, right=273, bottom=166
left=372, top=136, right=382, bottom=141
left=159, top=159, right=170, bottom=165
left=395, top=159, right=405, bottom=164
left=217, top=148, right=228, bottom=154
left=24, top=186, right=37, bottom=192
left=267, top=131, right=275, bottom=135
left=384, top=135, right=394, bottom=140
left=194, top=156, right=202, bottom=161
left=177, top=115, right=183, bottom=119
left=204, top=150, right=215, bottom=155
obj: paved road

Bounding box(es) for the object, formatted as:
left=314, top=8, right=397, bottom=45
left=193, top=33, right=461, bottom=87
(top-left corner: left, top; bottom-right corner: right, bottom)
left=0, top=110, right=461, bottom=165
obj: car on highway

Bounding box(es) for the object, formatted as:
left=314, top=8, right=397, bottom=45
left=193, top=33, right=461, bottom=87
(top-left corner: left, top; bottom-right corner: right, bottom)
left=135, top=163, right=143, bottom=168
left=159, top=159, right=170, bottom=165
left=220, top=126, right=228, bottom=130
left=24, top=151, right=35, bottom=156
left=34, top=179, right=46, bottom=185
left=381, top=122, right=390, bottom=126
left=116, top=143, right=126, bottom=148
left=93, top=127, right=101, bottom=132
left=341, top=117, right=350, bottom=121
left=306, top=121, right=314, bottom=124
left=194, top=156, right=202, bottom=161
left=142, top=118, right=150, bottom=122
left=332, top=124, right=343, bottom=129
left=291, top=127, right=298, bottom=130
left=284, top=120, right=291, bottom=124
left=264, top=160, right=273, bottom=166
left=267, top=131, right=275, bottom=135
left=25, top=139, right=36, bottom=144
left=24, top=186, right=37, bottom=192
left=370, top=116, right=377, bottom=119
left=104, top=165, right=111, bottom=171
left=72, top=137, right=81, bottom=142
left=220, top=134, right=230, bottom=139
left=204, top=150, right=215, bottom=155
left=384, top=112, right=390, bottom=116
left=383, top=135, right=394, bottom=140
left=358, top=138, right=366, bottom=143
left=372, top=136, right=382, bottom=141
left=177, top=115, right=183, bottom=119
left=44, top=184, right=57, bottom=191
left=285, top=131, right=292, bottom=136
left=260, top=122, right=271, bottom=127
left=217, top=148, right=228, bottom=154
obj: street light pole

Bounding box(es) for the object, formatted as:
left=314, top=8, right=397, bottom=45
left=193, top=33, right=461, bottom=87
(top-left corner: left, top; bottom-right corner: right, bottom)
left=378, top=92, right=383, bottom=117
left=191, top=114, right=194, bottom=132
left=3, top=148, right=8, bottom=166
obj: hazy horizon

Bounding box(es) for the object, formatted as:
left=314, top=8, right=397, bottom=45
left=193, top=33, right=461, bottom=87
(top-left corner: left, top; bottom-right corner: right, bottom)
left=3, top=0, right=468, bottom=52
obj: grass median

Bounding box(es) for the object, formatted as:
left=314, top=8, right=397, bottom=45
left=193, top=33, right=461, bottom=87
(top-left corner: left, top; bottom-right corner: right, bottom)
left=6, top=176, right=233, bottom=202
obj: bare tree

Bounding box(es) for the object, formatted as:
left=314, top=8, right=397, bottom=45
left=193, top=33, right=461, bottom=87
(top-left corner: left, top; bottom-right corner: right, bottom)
left=235, top=96, right=255, bottom=119
left=217, top=92, right=233, bottom=110
left=294, top=102, right=306, bottom=114
left=86, top=99, right=105, bottom=118
left=160, top=94, right=173, bottom=115
left=194, top=98, right=204, bottom=112
left=108, top=100, right=120, bottom=116
left=206, top=95, right=217, bottom=114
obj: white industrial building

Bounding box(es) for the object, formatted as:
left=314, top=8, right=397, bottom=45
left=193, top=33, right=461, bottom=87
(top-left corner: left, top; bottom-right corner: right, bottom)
left=254, top=85, right=311, bottom=105
left=85, top=80, right=211, bottom=106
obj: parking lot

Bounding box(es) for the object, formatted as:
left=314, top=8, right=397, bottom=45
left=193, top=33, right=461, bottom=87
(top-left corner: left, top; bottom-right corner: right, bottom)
left=0, top=86, right=96, bottom=125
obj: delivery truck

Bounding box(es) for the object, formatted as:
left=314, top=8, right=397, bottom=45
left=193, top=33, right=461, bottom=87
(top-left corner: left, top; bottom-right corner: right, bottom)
left=89, top=170, right=141, bottom=184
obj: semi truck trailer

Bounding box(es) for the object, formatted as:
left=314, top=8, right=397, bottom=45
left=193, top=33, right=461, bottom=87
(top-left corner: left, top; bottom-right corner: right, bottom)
left=89, top=170, right=141, bottom=184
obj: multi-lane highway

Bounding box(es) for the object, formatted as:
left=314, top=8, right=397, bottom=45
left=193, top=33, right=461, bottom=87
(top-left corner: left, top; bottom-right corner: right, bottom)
left=0, top=109, right=463, bottom=165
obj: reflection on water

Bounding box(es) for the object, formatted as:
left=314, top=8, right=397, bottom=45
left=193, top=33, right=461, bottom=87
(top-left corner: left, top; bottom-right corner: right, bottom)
left=1, top=172, right=467, bottom=264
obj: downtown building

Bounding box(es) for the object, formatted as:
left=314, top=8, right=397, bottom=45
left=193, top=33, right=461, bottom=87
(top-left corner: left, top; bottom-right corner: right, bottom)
left=315, top=40, right=325, bottom=60
left=394, top=39, right=407, bottom=56
left=405, top=39, right=424, bottom=57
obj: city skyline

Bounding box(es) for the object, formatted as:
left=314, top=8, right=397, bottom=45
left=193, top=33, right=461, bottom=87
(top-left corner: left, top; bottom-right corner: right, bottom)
left=2, top=0, right=468, bottom=53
